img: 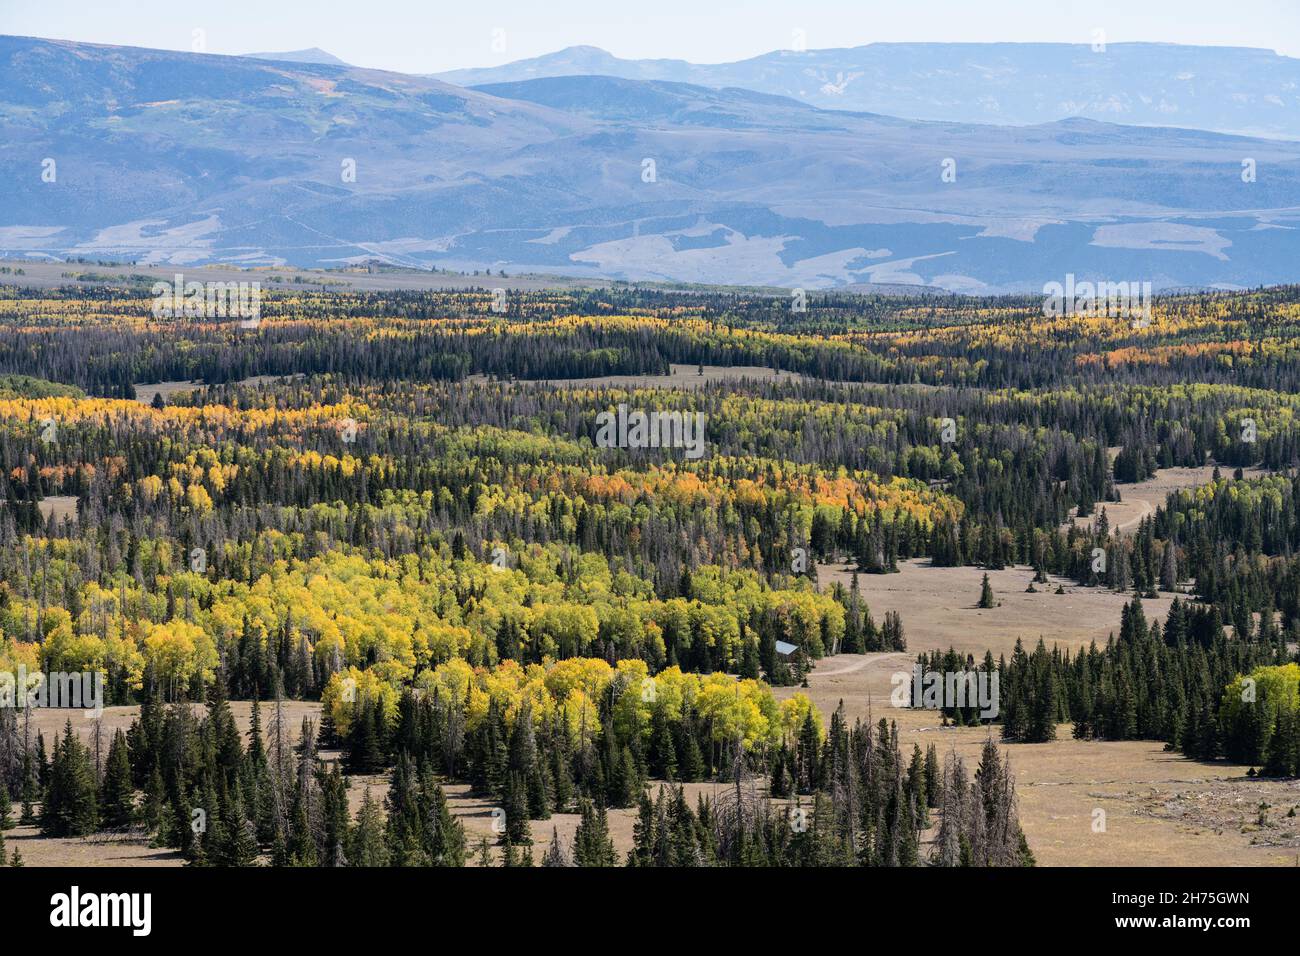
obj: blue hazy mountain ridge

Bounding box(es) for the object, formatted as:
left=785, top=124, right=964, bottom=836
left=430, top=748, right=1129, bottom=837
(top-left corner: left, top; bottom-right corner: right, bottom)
left=2, top=35, right=1298, bottom=292
left=436, top=42, right=1300, bottom=141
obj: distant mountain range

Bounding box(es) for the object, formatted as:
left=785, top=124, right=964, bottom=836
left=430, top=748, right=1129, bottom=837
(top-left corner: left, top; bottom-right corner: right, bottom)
left=2, top=35, right=1299, bottom=292
left=436, top=42, right=1300, bottom=141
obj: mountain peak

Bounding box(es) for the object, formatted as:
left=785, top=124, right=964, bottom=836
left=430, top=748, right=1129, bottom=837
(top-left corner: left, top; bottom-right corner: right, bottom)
left=524, top=45, right=625, bottom=67
left=243, top=47, right=349, bottom=66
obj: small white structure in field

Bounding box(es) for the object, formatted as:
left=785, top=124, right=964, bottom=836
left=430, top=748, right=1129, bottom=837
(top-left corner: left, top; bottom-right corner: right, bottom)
left=774, top=640, right=798, bottom=657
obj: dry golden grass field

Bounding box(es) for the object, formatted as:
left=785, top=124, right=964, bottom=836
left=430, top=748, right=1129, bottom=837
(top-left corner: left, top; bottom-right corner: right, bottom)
left=469, top=363, right=807, bottom=390
left=133, top=374, right=304, bottom=406
left=1062, top=463, right=1270, bottom=537
left=774, top=652, right=1300, bottom=866
left=36, top=495, right=78, bottom=523
left=820, top=559, right=1177, bottom=662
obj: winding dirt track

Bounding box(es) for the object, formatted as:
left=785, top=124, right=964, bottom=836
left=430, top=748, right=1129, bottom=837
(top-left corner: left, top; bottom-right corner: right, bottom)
left=811, top=655, right=873, bottom=677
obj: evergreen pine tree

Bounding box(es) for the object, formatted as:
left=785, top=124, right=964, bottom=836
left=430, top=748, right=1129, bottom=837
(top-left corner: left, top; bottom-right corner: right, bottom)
left=572, top=799, right=617, bottom=866
left=100, top=730, right=135, bottom=828
left=347, top=787, right=390, bottom=867
left=41, top=721, right=99, bottom=837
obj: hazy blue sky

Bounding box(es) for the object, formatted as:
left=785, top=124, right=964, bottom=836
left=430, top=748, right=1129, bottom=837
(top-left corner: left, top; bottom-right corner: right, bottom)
left=3, top=0, right=1297, bottom=71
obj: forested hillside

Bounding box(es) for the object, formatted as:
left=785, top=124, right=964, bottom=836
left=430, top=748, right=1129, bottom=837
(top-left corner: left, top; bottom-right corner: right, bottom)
left=0, top=280, right=1297, bottom=868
